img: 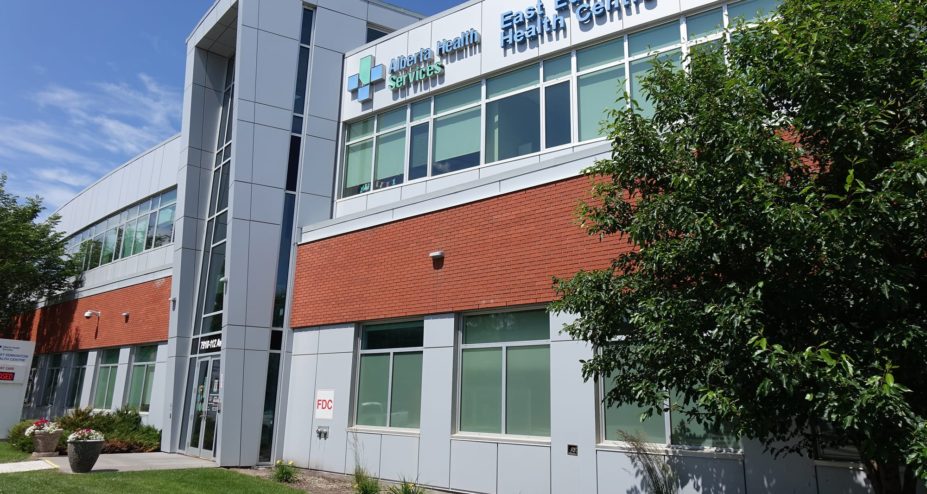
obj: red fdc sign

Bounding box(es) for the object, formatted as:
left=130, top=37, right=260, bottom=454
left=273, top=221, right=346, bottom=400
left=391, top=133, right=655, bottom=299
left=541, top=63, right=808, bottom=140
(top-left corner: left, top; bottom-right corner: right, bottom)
left=314, top=389, right=334, bottom=419
left=0, top=372, right=14, bottom=381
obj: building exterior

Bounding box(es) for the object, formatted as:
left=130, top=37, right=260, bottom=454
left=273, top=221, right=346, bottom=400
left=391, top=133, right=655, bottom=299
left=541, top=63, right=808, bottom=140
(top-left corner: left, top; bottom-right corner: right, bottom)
left=7, top=0, right=890, bottom=492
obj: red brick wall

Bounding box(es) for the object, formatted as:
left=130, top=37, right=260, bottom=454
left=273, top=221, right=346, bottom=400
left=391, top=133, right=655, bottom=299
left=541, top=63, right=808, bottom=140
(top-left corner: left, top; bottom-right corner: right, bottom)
left=7, top=277, right=171, bottom=354
left=290, top=177, right=628, bottom=328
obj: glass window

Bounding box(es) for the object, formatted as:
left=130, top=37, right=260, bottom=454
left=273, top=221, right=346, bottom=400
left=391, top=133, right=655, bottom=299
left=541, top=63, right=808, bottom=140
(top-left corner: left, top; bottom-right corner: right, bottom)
left=347, top=118, right=375, bottom=141
left=120, top=219, right=137, bottom=258
left=432, top=107, right=480, bottom=175
left=630, top=50, right=681, bottom=117
left=670, top=394, right=739, bottom=448
left=577, top=37, right=623, bottom=72
left=160, top=188, right=177, bottom=206
left=727, top=0, right=779, bottom=23
left=153, top=204, right=175, bottom=248
left=93, top=349, right=120, bottom=409
left=355, top=321, right=424, bottom=429
left=41, top=354, right=63, bottom=407
left=377, top=107, right=406, bottom=132
left=544, top=54, right=572, bottom=81
left=133, top=214, right=149, bottom=254
left=367, top=26, right=388, bottom=43
left=126, top=346, right=157, bottom=412
left=343, top=139, right=374, bottom=196
left=545, top=81, right=571, bottom=148
left=374, top=130, right=406, bottom=189
left=487, top=65, right=538, bottom=99
left=144, top=211, right=158, bottom=250
left=300, top=8, right=314, bottom=45
left=486, top=89, right=540, bottom=162
left=686, top=8, right=724, bottom=39
left=202, top=243, right=227, bottom=316
left=602, top=371, right=666, bottom=443
left=459, top=310, right=550, bottom=436
left=411, top=100, right=431, bottom=121
left=294, top=47, right=311, bottom=114
left=629, top=22, right=680, bottom=56
left=66, top=352, right=88, bottom=408
left=408, top=123, right=429, bottom=181
left=286, top=135, right=301, bottom=192
left=101, top=228, right=117, bottom=265
left=434, top=84, right=480, bottom=114
left=578, top=65, right=626, bottom=141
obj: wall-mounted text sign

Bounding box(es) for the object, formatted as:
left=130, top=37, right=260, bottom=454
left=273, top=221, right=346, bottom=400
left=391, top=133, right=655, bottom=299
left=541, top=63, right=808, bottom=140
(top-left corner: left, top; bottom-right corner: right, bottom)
left=501, top=0, right=655, bottom=48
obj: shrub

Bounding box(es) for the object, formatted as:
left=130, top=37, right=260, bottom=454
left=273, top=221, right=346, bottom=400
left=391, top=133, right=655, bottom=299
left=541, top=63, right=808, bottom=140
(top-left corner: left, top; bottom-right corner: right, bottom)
left=386, top=479, right=426, bottom=494
left=272, top=460, right=297, bottom=483
left=353, top=466, right=380, bottom=494
left=7, top=406, right=162, bottom=454
left=7, top=419, right=35, bottom=453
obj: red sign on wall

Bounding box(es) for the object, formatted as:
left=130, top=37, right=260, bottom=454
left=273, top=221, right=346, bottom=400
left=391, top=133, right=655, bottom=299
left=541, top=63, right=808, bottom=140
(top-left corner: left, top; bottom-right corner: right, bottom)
left=0, top=372, right=14, bottom=382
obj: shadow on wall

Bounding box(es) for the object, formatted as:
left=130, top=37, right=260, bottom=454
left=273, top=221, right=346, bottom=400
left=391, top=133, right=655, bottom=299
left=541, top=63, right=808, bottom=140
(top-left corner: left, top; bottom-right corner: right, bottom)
left=6, top=287, right=83, bottom=352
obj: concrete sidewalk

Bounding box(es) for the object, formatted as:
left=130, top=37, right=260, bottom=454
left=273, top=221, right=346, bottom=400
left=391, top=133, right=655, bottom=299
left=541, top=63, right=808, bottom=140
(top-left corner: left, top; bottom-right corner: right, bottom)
left=44, top=452, right=216, bottom=473
left=0, top=459, right=56, bottom=474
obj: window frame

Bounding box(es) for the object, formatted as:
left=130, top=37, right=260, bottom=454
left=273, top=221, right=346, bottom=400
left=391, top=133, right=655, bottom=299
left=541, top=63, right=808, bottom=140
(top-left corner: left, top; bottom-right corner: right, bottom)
left=66, top=351, right=89, bottom=409
left=352, top=319, right=425, bottom=431
left=596, top=344, right=743, bottom=452
left=125, top=345, right=158, bottom=413
left=92, top=349, right=120, bottom=410
left=455, top=307, right=551, bottom=439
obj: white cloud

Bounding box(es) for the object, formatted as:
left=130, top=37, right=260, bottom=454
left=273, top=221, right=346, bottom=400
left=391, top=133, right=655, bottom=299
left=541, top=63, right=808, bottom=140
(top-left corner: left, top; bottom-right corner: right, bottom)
left=0, top=73, right=181, bottom=214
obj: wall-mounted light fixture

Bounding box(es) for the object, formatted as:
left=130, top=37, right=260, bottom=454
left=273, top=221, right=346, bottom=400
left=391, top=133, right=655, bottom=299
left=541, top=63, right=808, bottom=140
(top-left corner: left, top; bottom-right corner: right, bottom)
left=430, top=250, right=445, bottom=270
left=170, top=297, right=177, bottom=311
left=83, top=310, right=101, bottom=320
left=121, top=312, right=130, bottom=323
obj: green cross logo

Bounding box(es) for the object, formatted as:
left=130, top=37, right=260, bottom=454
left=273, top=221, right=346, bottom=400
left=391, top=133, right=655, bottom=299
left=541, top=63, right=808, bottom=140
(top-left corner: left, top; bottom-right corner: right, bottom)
left=347, top=55, right=385, bottom=103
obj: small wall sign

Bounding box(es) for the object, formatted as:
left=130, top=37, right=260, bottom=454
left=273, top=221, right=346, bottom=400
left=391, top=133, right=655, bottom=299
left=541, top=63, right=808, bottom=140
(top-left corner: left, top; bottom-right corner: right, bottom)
left=315, top=389, right=334, bottom=420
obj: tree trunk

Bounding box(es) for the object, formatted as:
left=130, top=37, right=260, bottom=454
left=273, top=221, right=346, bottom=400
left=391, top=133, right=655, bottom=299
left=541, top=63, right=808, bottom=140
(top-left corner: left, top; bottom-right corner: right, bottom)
left=862, top=459, right=916, bottom=494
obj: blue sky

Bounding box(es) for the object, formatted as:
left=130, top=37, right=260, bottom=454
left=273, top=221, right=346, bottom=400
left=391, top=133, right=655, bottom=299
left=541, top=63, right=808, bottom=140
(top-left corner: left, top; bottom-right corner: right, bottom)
left=0, top=0, right=460, bottom=214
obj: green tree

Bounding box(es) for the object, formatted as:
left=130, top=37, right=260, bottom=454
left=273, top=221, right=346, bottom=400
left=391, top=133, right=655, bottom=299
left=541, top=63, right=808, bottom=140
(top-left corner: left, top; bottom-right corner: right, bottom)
left=0, top=174, right=79, bottom=330
left=551, top=1, right=927, bottom=492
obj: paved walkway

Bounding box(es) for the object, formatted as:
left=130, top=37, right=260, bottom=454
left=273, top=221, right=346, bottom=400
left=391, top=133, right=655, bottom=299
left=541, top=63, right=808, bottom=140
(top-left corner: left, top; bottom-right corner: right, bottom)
left=45, top=452, right=217, bottom=473
left=0, top=452, right=215, bottom=474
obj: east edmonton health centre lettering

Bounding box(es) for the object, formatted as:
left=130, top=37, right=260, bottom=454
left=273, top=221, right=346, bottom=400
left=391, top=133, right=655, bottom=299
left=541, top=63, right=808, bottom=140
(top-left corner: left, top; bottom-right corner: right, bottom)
left=501, top=0, right=655, bottom=48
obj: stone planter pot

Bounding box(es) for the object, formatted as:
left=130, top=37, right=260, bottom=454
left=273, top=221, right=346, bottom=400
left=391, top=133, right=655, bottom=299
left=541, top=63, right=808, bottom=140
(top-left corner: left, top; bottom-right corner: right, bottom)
left=32, top=430, right=62, bottom=457
left=67, top=440, right=104, bottom=473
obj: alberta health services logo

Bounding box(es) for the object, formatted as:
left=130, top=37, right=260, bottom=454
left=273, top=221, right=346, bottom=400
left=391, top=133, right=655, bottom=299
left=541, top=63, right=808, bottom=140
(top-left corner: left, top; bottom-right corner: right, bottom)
left=347, top=29, right=481, bottom=104
left=347, top=55, right=385, bottom=103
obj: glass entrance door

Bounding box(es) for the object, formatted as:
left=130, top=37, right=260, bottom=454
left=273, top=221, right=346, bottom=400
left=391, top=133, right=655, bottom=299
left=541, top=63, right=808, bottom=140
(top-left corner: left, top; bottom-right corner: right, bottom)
left=185, top=357, right=221, bottom=458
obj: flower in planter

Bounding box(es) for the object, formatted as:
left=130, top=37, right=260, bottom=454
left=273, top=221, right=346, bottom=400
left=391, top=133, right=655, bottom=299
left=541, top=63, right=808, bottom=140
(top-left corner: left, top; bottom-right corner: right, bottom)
left=68, top=428, right=104, bottom=442
left=24, top=418, right=62, bottom=436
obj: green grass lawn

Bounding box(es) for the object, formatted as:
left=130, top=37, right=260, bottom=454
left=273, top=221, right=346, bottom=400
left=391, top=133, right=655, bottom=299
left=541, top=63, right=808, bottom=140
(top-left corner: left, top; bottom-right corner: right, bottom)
left=0, top=468, right=303, bottom=493
left=0, top=440, right=30, bottom=463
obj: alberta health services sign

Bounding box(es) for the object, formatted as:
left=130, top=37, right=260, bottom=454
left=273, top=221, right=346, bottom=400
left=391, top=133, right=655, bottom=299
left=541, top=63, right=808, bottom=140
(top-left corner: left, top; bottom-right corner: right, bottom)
left=0, top=338, right=35, bottom=439
left=347, top=29, right=481, bottom=103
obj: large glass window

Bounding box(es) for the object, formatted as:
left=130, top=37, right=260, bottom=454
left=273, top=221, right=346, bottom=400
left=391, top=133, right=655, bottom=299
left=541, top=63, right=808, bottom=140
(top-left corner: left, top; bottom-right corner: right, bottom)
left=432, top=85, right=481, bottom=175
left=601, top=383, right=740, bottom=448
left=355, top=321, right=424, bottom=429
left=126, top=346, right=157, bottom=412
left=459, top=310, right=550, bottom=436
left=40, top=354, right=63, bottom=407
left=578, top=65, right=626, bottom=141
left=64, top=188, right=177, bottom=271
left=486, top=65, right=541, bottom=163
left=630, top=50, right=681, bottom=118
left=93, top=349, right=120, bottom=410
left=66, top=352, right=88, bottom=408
